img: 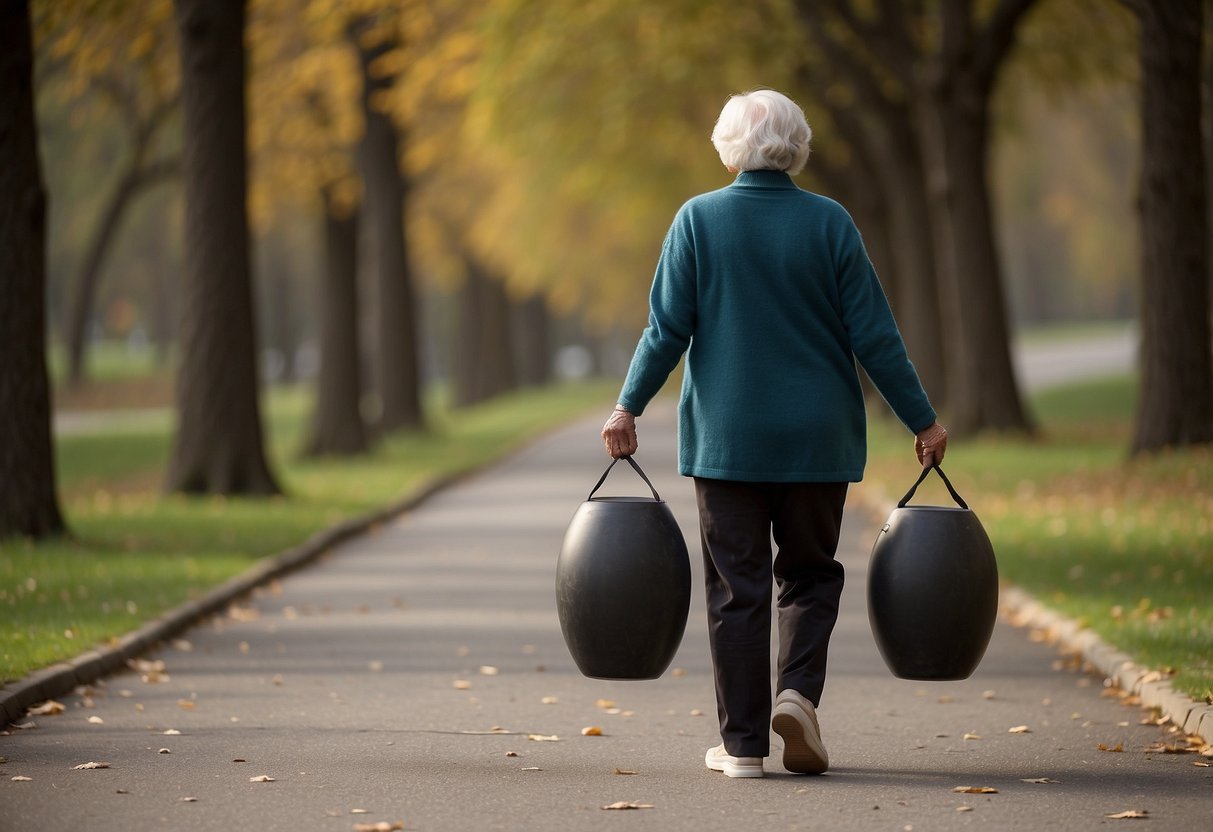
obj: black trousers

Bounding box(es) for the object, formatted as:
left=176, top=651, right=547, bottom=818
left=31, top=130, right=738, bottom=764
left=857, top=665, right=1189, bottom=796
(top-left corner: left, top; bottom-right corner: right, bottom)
left=694, top=478, right=848, bottom=757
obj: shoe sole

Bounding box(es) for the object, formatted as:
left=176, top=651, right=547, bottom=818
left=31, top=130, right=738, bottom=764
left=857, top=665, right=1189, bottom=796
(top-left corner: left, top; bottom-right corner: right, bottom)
left=772, top=707, right=828, bottom=775
left=722, top=761, right=764, bottom=778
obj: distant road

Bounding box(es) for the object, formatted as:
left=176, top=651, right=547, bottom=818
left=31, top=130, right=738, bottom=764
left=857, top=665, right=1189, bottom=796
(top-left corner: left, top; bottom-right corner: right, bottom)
left=1012, top=326, right=1136, bottom=392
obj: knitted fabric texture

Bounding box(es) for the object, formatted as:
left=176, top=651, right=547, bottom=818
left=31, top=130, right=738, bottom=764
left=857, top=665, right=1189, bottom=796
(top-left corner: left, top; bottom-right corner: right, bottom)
left=618, top=170, right=936, bottom=482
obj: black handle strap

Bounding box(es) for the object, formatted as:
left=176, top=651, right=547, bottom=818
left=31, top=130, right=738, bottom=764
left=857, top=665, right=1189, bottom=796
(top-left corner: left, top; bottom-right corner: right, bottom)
left=897, top=464, right=969, bottom=510
left=587, top=456, right=663, bottom=502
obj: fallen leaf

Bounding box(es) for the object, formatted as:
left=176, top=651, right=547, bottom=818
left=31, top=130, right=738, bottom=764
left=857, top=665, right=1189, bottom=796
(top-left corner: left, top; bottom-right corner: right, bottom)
left=540, top=696, right=558, bottom=705
left=233, top=758, right=247, bottom=763
left=952, top=786, right=998, bottom=794
left=505, top=752, right=519, bottom=758
left=164, top=729, right=182, bottom=736
left=1144, top=742, right=1196, bottom=754
left=11, top=776, right=32, bottom=782
left=249, top=775, right=275, bottom=782
left=521, top=767, right=543, bottom=771
left=479, top=666, right=499, bottom=676
left=671, top=668, right=686, bottom=677
left=353, top=823, right=403, bottom=832
left=1008, top=725, right=1032, bottom=734
left=88, top=716, right=104, bottom=725
left=613, top=768, right=638, bottom=776
left=1098, top=742, right=1124, bottom=753
left=178, top=699, right=197, bottom=710
left=1106, top=810, right=1149, bottom=819
left=452, top=680, right=471, bottom=690
left=27, top=701, right=65, bottom=716
left=1194, top=761, right=1210, bottom=768
left=956, top=806, right=974, bottom=813
left=527, top=734, right=559, bottom=742
left=172, top=639, right=193, bottom=652
left=181, top=797, right=198, bottom=802
left=582, top=726, right=604, bottom=736
left=116, top=789, right=129, bottom=794
left=602, top=802, right=654, bottom=810
left=159, top=748, right=171, bottom=754
left=982, top=690, right=996, bottom=700
left=938, top=695, right=954, bottom=704
left=72, top=761, right=110, bottom=770
left=689, top=709, right=704, bottom=716
left=1021, top=778, right=1060, bottom=784
left=963, top=733, right=982, bottom=741
left=351, top=809, right=370, bottom=814
left=596, top=699, right=616, bottom=709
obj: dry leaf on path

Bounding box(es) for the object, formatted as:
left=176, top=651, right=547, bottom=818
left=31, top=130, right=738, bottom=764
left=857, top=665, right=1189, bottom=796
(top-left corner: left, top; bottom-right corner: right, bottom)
left=178, top=700, right=197, bottom=710
left=452, top=680, right=471, bottom=691
left=596, top=699, right=616, bottom=709
left=1106, top=810, right=1149, bottom=819
left=581, top=727, right=604, bottom=736
left=963, top=733, right=982, bottom=741
left=27, top=701, right=65, bottom=716
left=956, top=806, right=974, bottom=813
left=1098, top=742, right=1124, bottom=752
left=164, top=729, right=182, bottom=736
left=72, top=762, right=111, bottom=770
left=952, top=786, right=998, bottom=794
left=11, top=776, right=32, bottom=782
left=505, top=752, right=519, bottom=758
left=602, top=802, right=654, bottom=810
left=87, top=716, right=104, bottom=725
left=521, top=767, right=543, bottom=772
left=353, top=823, right=403, bottom=832
left=249, top=775, right=276, bottom=782
left=181, top=797, right=198, bottom=802
left=527, top=734, right=559, bottom=742
left=1008, top=725, right=1032, bottom=734
left=479, top=666, right=499, bottom=676
left=613, top=768, right=638, bottom=776
left=541, top=696, right=558, bottom=705
left=1021, top=778, right=1060, bottom=784
left=159, top=749, right=171, bottom=754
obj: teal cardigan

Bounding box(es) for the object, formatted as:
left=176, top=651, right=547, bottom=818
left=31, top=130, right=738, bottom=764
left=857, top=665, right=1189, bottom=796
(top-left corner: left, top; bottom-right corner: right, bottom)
left=617, top=170, right=937, bottom=482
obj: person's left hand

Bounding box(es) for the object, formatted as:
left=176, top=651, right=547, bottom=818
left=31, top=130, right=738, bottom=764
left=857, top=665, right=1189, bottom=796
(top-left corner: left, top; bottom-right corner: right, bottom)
left=602, top=406, right=638, bottom=458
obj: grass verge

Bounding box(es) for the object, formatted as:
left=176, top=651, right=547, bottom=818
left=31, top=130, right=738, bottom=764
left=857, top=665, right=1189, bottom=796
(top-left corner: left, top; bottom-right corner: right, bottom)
left=860, top=374, right=1212, bottom=702
left=1, top=380, right=619, bottom=684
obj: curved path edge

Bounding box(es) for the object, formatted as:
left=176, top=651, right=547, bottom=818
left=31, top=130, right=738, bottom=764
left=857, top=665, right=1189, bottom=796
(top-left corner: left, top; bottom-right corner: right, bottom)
left=0, top=469, right=475, bottom=729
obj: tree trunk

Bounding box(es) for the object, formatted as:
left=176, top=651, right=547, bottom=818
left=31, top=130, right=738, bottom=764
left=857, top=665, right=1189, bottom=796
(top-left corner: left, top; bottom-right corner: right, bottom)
left=452, top=254, right=517, bottom=407
left=918, top=77, right=1032, bottom=435
left=65, top=158, right=178, bottom=387
left=307, top=194, right=368, bottom=456
left=356, top=26, right=424, bottom=432
left=166, top=0, right=279, bottom=495
left=0, top=0, right=66, bottom=538
left=514, top=293, right=552, bottom=387
left=1128, top=0, right=1212, bottom=452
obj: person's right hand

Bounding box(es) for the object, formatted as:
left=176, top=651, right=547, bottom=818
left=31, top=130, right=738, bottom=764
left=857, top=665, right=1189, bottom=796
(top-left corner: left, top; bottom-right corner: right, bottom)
left=915, top=422, right=948, bottom=468
left=601, top=406, right=638, bottom=458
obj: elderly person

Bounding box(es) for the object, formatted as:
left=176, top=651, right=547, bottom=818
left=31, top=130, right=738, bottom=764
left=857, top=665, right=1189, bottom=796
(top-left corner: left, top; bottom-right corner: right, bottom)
left=601, top=89, right=948, bottom=779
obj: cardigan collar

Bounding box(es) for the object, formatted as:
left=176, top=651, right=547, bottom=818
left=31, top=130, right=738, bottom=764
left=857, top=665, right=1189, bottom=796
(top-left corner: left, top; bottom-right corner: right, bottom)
left=731, top=169, right=798, bottom=189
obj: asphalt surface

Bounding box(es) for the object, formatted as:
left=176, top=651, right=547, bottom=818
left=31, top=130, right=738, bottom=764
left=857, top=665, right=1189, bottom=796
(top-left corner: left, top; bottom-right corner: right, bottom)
left=3, top=400, right=1210, bottom=831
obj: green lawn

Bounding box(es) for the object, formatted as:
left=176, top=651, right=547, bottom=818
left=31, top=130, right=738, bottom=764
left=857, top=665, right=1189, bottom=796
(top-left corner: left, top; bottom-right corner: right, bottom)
left=1, top=380, right=619, bottom=683
left=5, top=370, right=1210, bottom=705
left=862, top=374, right=1212, bottom=702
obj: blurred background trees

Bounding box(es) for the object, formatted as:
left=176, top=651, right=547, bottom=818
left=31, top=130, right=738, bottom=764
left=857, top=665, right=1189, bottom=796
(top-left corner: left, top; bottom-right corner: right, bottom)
left=4, top=0, right=1211, bottom=534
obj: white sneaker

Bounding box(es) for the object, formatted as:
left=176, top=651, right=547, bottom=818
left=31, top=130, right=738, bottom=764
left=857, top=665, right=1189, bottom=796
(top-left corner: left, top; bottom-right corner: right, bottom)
left=772, top=689, right=829, bottom=774
left=704, top=743, right=764, bottom=778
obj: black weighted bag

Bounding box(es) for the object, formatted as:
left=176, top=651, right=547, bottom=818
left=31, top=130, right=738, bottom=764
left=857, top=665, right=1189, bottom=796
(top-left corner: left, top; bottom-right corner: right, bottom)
left=868, top=465, right=999, bottom=681
left=556, top=456, right=691, bottom=680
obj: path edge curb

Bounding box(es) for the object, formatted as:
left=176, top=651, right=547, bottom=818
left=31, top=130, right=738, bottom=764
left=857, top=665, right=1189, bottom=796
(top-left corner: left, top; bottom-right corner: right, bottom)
left=0, top=470, right=471, bottom=729
left=855, top=486, right=1210, bottom=745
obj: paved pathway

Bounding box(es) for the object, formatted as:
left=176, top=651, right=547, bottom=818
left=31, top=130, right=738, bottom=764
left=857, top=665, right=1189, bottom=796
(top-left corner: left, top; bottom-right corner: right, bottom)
left=5, top=402, right=1209, bottom=831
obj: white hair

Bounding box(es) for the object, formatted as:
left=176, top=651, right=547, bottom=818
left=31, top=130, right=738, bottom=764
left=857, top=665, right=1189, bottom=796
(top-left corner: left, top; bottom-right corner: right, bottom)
left=710, top=89, right=812, bottom=175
